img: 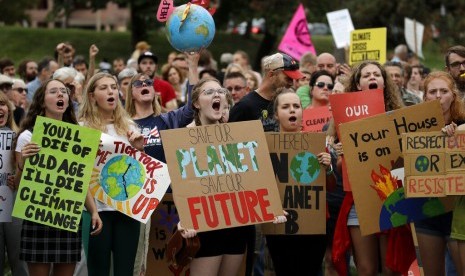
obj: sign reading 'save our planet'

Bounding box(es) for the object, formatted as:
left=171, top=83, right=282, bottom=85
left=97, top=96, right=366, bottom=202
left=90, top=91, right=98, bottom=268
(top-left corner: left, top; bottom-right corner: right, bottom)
left=161, top=120, right=283, bottom=232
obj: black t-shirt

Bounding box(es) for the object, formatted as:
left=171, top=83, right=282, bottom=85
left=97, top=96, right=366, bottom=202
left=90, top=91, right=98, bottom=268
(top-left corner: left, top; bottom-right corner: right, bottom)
left=14, top=106, right=24, bottom=126
left=134, top=115, right=169, bottom=163
left=229, top=91, right=278, bottom=132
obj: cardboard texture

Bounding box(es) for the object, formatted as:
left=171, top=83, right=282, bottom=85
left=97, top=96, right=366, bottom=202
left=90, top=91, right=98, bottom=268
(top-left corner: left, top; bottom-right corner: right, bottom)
left=160, top=120, right=283, bottom=232
left=329, top=89, right=385, bottom=191
left=339, top=101, right=448, bottom=235
left=403, top=130, right=465, bottom=197
left=262, top=132, right=326, bottom=235
left=0, top=130, right=15, bottom=222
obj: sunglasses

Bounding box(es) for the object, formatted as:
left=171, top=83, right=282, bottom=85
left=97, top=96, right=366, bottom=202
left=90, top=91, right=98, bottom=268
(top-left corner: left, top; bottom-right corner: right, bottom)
left=132, top=79, right=154, bottom=88
left=13, top=87, right=28, bottom=94
left=202, top=88, right=229, bottom=96
left=315, top=82, right=334, bottom=90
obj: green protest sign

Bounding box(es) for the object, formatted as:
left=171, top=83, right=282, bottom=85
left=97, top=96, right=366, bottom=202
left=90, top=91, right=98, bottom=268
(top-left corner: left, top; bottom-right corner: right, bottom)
left=13, top=116, right=100, bottom=232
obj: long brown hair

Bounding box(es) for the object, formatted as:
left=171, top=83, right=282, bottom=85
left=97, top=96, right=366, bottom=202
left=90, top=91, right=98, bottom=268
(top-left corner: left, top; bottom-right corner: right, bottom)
left=423, top=71, right=465, bottom=123
left=344, top=60, right=403, bottom=111
left=19, top=79, right=76, bottom=134
left=125, top=73, right=162, bottom=117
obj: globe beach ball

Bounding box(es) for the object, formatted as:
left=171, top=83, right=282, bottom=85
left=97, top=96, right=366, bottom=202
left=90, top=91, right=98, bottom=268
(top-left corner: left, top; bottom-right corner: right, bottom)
left=165, top=4, right=215, bottom=52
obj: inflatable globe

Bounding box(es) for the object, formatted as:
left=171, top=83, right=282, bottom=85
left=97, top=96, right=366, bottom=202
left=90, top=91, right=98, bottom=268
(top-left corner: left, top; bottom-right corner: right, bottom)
left=166, top=4, right=215, bottom=52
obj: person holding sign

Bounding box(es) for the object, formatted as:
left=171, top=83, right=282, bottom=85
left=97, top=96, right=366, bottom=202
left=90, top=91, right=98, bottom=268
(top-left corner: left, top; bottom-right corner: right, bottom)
left=0, top=92, right=27, bottom=276
left=15, top=79, right=102, bottom=276
left=333, top=61, right=403, bottom=276
left=415, top=71, right=465, bottom=276
left=265, top=88, right=332, bottom=275
left=176, top=77, right=286, bottom=276
left=125, top=51, right=199, bottom=276
left=79, top=72, right=144, bottom=276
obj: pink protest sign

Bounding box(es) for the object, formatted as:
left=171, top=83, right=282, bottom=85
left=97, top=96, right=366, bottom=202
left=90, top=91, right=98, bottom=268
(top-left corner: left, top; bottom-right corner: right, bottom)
left=278, top=4, right=316, bottom=60
left=157, top=0, right=175, bottom=22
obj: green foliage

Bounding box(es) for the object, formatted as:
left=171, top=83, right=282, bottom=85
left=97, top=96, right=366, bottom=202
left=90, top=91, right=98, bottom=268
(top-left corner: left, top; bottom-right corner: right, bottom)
left=0, top=0, right=38, bottom=25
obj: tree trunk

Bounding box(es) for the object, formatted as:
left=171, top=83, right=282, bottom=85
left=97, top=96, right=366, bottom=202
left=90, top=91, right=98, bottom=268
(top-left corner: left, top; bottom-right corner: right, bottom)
left=253, top=30, right=276, bottom=71
left=130, top=0, right=148, bottom=48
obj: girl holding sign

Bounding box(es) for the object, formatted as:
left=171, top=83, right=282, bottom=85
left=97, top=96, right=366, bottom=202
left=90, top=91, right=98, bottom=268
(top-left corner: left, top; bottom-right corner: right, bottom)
left=416, top=71, right=465, bottom=276
left=79, top=72, right=144, bottom=276
left=15, top=79, right=102, bottom=276
left=125, top=51, right=199, bottom=275
left=0, top=92, right=28, bottom=276
left=177, top=77, right=286, bottom=276
left=264, top=88, right=333, bottom=275
left=332, top=61, right=404, bottom=276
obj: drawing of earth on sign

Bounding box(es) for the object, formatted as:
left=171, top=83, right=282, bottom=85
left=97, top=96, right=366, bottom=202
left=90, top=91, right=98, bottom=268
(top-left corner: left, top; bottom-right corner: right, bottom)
left=371, top=165, right=446, bottom=231
left=290, top=152, right=320, bottom=185
left=100, top=155, right=145, bottom=201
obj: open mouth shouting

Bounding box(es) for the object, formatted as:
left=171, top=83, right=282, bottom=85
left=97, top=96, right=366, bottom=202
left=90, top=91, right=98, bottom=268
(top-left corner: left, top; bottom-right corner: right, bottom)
left=212, top=99, right=221, bottom=111
left=368, top=83, right=378, bottom=89
left=141, top=88, right=150, bottom=95
left=57, top=100, right=65, bottom=108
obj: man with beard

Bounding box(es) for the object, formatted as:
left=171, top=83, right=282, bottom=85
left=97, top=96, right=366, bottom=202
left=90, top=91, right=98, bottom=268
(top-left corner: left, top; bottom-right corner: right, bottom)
left=445, top=45, right=465, bottom=98
left=137, top=51, right=177, bottom=111
left=17, top=60, right=38, bottom=84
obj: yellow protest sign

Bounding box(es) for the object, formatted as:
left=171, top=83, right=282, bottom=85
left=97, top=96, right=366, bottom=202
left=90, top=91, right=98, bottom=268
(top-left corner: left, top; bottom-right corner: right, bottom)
left=349, top=27, right=387, bottom=65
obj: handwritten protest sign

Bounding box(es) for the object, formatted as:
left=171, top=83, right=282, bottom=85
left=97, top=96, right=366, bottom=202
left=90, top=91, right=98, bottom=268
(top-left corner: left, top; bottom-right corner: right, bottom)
left=339, top=101, right=446, bottom=235
left=326, top=9, right=355, bottom=49
left=89, top=133, right=171, bottom=224
left=302, top=106, right=332, bottom=133
left=146, top=193, right=190, bottom=275
left=13, top=117, right=100, bottom=232
left=405, top=18, right=424, bottom=59
left=403, top=131, right=465, bottom=197
left=349, top=27, right=387, bottom=65
left=329, top=90, right=385, bottom=191
left=278, top=4, right=316, bottom=60
left=0, top=130, right=15, bottom=222
left=262, top=132, right=326, bottom=235
left=160, top=120, right=283, bottom=232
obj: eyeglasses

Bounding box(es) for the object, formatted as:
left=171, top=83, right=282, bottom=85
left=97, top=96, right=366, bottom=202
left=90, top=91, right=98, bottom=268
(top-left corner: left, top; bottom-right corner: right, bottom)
left=47, top=88, right=70, bottom=95
left=226, top=86, right=245, bottom=92
left=202, top=88, right=229, bottom=96
left=449, top=61, right=465, bottom=69
left=132, top=79, right=154, bottom=88
left=315, top=82, right=334, bottom=90
left=13, top=88, right=28, bottom=94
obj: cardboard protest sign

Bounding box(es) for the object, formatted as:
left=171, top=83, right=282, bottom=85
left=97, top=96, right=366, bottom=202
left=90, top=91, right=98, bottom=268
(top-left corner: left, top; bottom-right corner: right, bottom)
left=329, top=89, right=385, bottom=191
left=89, top=133, right=171, bottom=224
left=326, top=9, right=355, bottom=49
left=262, top=132, right=326, bottom=235
left=0, top=130, right=15, bottom=222
left=160, top=120, right=283, bottom=232
left=403, top=131, right=465, bottom=197
left=339, top=101, right=447, bottom=235
left=302, top=106, right=332, bottom=132
left=405, top=18, right=424, bottom=59
left=13, top=117, right=100, bottom=232
left=278, top=4, right=316, bottom=60
left=349, top=27, right=387, bottom=65
left=146, top=193, right=190, bottom=276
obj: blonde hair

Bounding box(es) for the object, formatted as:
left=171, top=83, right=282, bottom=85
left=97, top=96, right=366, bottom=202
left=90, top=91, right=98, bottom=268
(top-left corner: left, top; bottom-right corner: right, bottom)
left=0, top=92, right=18, bottom=132
left=423, top=71, right=465, bottom=123
left=125, top=73, right=162, bottom=117
left=79, top=72, right=134, bottom=135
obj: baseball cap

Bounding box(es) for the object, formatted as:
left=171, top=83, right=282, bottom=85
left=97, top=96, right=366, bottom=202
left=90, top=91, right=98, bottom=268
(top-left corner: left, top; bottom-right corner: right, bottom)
left=0, top=74, right=13, bottom=86
left=138, top=51, right=158, bottom=65
left=264, top=53, right=304, bottom=80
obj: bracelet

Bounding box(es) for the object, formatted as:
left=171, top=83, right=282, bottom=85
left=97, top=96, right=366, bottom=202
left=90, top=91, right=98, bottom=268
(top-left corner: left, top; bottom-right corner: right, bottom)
left=326, top=165, right=333, bottom=176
